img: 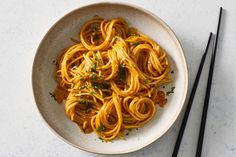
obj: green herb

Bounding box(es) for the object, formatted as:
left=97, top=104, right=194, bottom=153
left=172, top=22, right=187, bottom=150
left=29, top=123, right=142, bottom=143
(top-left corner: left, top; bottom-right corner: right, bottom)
left=85, top=69, right=91, bottom=73
left=79, top=74, right=84, bottom=79
left=78, top=99, right=94, bottom=111
left=133, top=42, right=141, bottom=46
left=92, top=82, right=111, bottom=89
left=91, top=63, right=97, bottom=72
left=97, top=125, right=105, bottom=133
left=79, top=99, right=90, bottom=105
left=91, top=26, right=98, bottom=32
left=91, top=73, right=97, bottom=80
left=117, top=64, right=126, bottom=83
left=166, top=86, right=175, bottom=96
left=89, top=91, right=97, bottom=95
left=49, top=92, right=57, bottom=101
left=70, top=37, right=80, bottom=43
left=125, top=132, right=130, bottom=136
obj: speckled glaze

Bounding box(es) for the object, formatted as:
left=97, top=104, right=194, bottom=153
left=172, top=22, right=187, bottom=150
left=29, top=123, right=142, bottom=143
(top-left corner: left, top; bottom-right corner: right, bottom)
left=32, top=2, right=188, bottom=154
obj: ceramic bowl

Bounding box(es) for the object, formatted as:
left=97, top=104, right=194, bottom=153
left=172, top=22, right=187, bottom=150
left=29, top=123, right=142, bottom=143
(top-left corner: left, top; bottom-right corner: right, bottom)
left=32, top=2, right=188, bottom=154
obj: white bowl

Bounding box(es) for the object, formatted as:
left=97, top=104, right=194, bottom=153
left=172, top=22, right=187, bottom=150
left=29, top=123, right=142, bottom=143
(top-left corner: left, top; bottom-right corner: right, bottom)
left=32, top=2, right=188, bottom=154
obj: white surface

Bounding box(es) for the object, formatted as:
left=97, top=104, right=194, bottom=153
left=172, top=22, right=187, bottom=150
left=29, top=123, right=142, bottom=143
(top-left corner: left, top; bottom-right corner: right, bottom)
left=0, top=0, right=235, bottom=157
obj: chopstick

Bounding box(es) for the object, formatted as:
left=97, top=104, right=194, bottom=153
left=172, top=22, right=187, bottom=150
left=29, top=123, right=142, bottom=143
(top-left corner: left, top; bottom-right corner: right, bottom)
left=196, top=7, right=223, bottom=157
left=172, top=32, right=214, bottom=157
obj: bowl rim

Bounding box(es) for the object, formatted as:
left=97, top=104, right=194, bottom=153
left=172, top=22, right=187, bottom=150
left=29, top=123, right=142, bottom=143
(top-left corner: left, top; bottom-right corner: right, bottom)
left=32, top=1, right=188, bottom=155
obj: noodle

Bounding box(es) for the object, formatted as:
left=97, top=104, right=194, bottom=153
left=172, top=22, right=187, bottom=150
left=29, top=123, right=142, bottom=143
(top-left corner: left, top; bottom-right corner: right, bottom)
left=53, top=17, right=172, bottom=141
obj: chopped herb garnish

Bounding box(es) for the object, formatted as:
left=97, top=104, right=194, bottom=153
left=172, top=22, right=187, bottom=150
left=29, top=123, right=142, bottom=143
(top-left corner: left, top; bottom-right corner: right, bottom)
left=85, top=69, right=91, bottom=73
left=70, top=37, right=79, bottom=43
left=97, top=125, right=105, bottom=133
left=92, top=82, right=111, bottom=89
left=166, top=86, right=175, bottom=96
left=117, top=64, right=126, bottom=83
left=133, top=42, right=141, bottom=46
left=89, top=91, right=97, bottom=95
left=91, top=26, right=98, bottom=32
left=91, top=63, right=97, bottom=71
left=171, top=70, right=174, bottom=74
left=125, top=132, right=130, bottom=136
left=49, top=92, right=57, bottom=101
left=79, top=74, right=84, bottom=79
left=78, top=99, right=93, bottom=111
left=79, top=99, right=90, bottom=105
left=91, top=73, right=97, bottom=80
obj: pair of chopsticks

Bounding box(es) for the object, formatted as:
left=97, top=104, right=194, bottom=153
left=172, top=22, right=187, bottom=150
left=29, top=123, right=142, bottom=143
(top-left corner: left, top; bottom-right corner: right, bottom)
left=172, top=7, right=223, bottom=157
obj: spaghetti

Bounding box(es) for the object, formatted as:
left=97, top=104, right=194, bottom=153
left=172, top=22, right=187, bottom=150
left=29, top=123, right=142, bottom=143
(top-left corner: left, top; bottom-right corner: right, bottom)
left=54, top=17, right=172, bottom=141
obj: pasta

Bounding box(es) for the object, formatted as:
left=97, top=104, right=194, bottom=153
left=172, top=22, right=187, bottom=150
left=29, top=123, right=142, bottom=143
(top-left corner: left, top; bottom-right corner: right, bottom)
left=53, top=17, right=172, bottom=141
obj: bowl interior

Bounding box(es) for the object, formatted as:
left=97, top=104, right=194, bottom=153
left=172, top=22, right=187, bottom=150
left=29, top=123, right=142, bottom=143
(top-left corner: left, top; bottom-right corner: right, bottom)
left=32, top=3, right=188, bottom=154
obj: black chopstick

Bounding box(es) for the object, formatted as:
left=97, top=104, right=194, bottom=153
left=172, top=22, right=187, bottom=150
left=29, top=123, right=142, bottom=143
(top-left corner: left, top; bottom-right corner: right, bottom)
left=172, top=32, right=213, bottom=157
left=196, top=7, right=223, bottom=157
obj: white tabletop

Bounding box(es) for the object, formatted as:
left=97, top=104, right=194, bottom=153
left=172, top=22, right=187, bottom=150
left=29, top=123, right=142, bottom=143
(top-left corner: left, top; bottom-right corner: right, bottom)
left=1, top=0, right=235, bottom=156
